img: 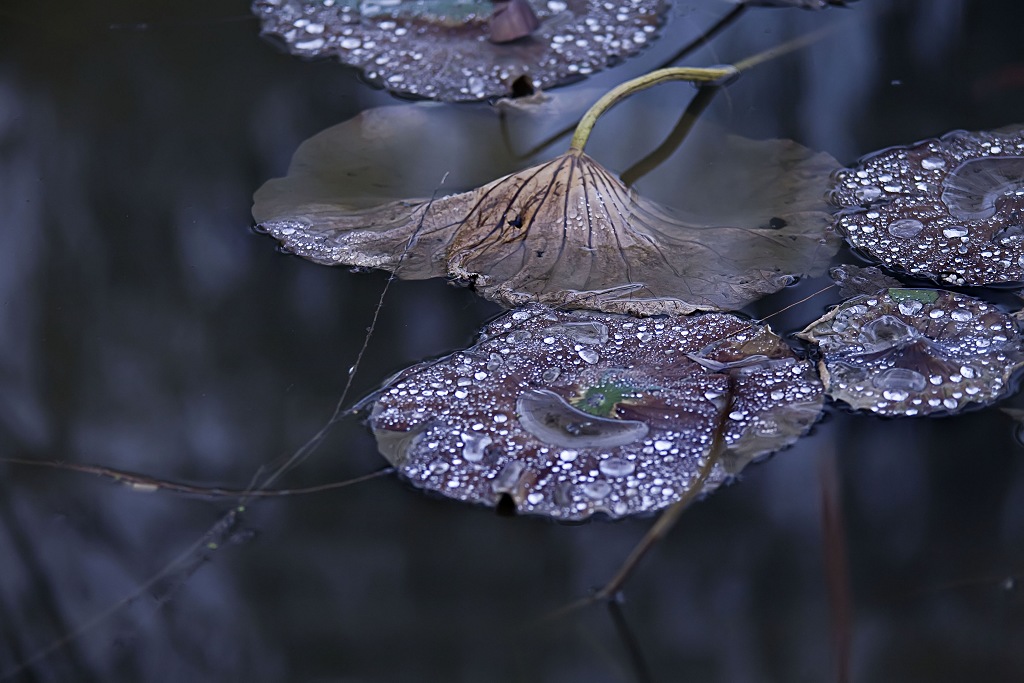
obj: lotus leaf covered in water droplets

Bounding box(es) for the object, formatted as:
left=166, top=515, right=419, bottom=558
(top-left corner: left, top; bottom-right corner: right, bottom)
left=830, top=125, right=1024, bottom=285
left=368, top=305, right=824, bottom=520
left=828, top=263, right=903, bottom=298
left=252, top=0, right=667, bottom=101
left=798, top=288, right=1024, bottom=416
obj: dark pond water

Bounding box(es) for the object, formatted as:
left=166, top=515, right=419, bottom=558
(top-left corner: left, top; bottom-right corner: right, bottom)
left=2, top=1, right=1023, bottom=681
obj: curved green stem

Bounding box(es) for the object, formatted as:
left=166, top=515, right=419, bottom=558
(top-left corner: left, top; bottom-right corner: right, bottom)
left=569, top=65, right=739, bottom=153
left=568, top=21, right=842, bottom=154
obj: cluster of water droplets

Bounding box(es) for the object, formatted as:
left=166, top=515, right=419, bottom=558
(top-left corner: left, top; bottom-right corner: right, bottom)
left=799, top=289, right=1024, bottom=416
left=829, top=126, right=1024, bottom=285
left=369, top=305, right=823, bottom=520
left=252, top=0, right=666, bottom=101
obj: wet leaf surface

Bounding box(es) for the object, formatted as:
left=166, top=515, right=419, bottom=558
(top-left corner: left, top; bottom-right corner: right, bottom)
left=741, top=0, right=851, bottom=7
left=368, top=305, right=824, bottom=520
left=828, top=263, right=903, bottom=298
left=251, top=0, right=667, bottom=101
left=830, top=125, right=1024, bottom=285
left=799, top=289, right=1024, bottom=416
left=254, top=104, right=841, bottom=316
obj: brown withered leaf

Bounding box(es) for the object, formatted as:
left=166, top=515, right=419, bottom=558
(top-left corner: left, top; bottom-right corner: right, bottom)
left=254, top=104, right=840, bottom=316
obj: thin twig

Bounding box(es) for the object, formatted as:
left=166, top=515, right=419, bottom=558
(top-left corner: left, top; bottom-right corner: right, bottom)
left=1, top=458, right=394, bottom=499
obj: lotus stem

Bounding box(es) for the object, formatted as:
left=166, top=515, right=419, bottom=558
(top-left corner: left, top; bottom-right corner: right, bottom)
left=569, top=22, right=839, bottom=153
left=569, top=65, right=739, bottom=153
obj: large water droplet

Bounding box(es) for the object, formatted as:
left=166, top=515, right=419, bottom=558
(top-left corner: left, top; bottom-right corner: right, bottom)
left=871, top=367, right=927, bottom=392
left=461, top=432, right=493, bottom=462
left=516, top=389, right=648, bottom=448
left=542, top=321, right=609, bottom=345
left=541, top=368, right=561, bottom=383
left=942, top=226, right=969, bottom=239
left=854, top=185, right=882, bottom=202
left=491, top=461, right=525, bottom=494
left=898, top=300, right=923, bottom=315
left=888, top=218, right=925, bottom=238
left=863, top=315, right=918, bottom=344
left=582, top=480, right=611, bottom=500
left=599, top=457, right=635, bottom=477
left=941, top=156, right=1024, bottom=220
left=921, top=156, right=947, bottom=171
left=951, top=309, right=972, bottom=322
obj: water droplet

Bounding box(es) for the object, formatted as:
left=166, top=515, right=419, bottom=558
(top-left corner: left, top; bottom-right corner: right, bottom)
left=951, top=309, right=972, bottom=322
left=888, top=218, right=924, bottom=238
left=543, top=321, right=608, bottom=345
left=468, top=76, right=485, bottom=97
left=854, top=185, right=882, bottom=202
left=526, top=492, right=544, bottom=505
left=578, top=348, right=600, bottom=364
left=599, top=457, right=635, bottom=477
left=942, top=226, right=969, bottom=239
left=461, top=432, right=492, bottom=462
left=942, top=156, right=1024, bottom=220
left=491, top=461, right=525, bottom=493
left=898, top=300, right=924, bottom=315
left=921, top=156, right=947, bottom=170
left=929, top=309, right=945, bottom=319
left=541, top=368, right=561, bottom=383
left=882, top=389, right=909, bottom=401
left=872, top=367, right=927, bottom=392
left=552, top=481, right=573, bottom=507
left=942, top=397, right=958, bottom=410
left=582, top=480, right=611, bottom=499
left=340, top=37, right=361, bottom=49
left=653, top=440, right=672, bottom=452
left=517, top=390, right=648, bottom=448
left=295, top=38, right=325, bottom=50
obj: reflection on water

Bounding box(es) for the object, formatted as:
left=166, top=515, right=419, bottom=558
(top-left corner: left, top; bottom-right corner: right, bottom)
left=1, top=1, right=1023, bottom=681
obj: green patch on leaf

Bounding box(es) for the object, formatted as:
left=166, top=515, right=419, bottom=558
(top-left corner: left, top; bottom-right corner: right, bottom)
left=571, top=381, right=643, bottom=418
left=887, top=288, right=940, bottom=304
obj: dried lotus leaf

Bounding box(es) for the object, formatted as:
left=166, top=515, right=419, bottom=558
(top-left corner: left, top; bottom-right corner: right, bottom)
left=255, top=105, right=841, bottom=316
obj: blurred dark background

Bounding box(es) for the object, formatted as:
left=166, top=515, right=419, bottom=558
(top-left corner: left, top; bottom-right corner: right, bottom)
left=1, top=1, right=1022, bottom=681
